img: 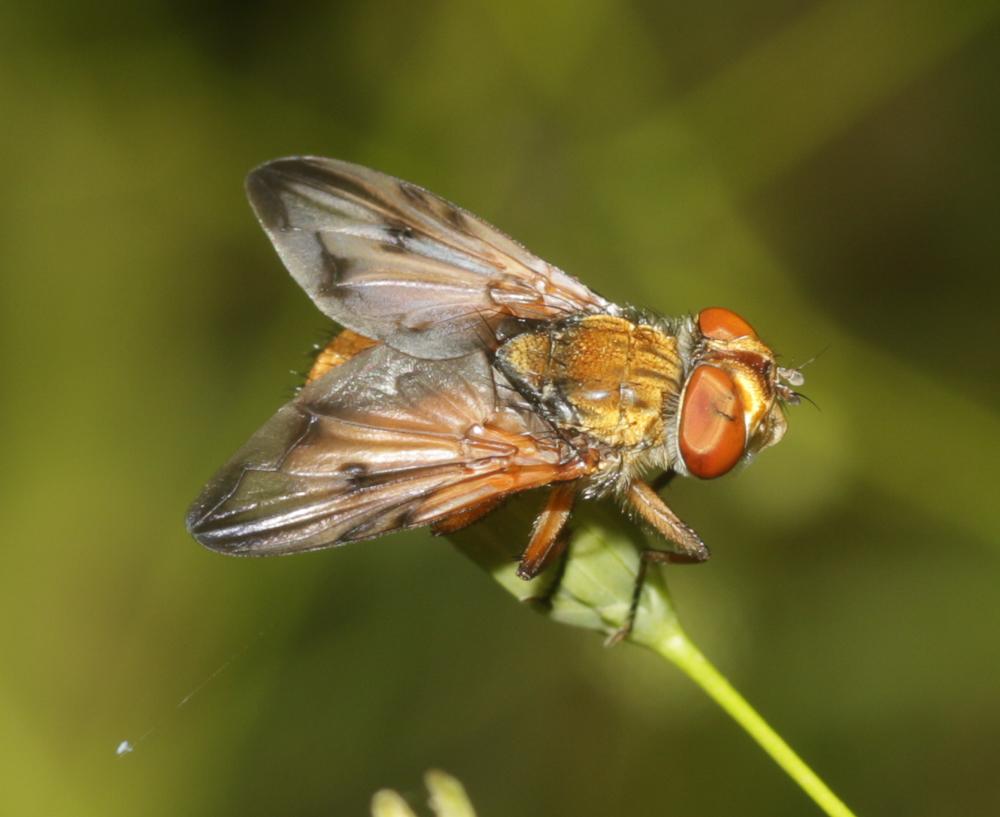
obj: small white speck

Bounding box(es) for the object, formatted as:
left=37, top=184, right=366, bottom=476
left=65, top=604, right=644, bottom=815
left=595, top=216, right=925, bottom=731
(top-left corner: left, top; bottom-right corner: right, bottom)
left=116, top=740, right=134, bottom=757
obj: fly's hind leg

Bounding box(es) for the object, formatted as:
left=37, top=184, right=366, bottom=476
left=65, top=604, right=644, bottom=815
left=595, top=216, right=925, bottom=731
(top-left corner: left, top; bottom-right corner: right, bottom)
left=523, top=527, right=572, bottom=612
left=605, top=480, right=710, bottom=646
left=516, top=482, right=578, bottom=580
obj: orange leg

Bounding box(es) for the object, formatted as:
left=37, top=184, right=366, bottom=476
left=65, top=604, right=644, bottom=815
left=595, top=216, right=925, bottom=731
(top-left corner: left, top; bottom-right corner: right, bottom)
left=517, top=482, right=578, bottom=579
left=626, top=480, right=709, bottom=563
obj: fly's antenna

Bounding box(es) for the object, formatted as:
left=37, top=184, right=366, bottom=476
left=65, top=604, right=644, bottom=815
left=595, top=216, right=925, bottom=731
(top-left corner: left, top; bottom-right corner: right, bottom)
left=787, top=344, right=829, bottom=372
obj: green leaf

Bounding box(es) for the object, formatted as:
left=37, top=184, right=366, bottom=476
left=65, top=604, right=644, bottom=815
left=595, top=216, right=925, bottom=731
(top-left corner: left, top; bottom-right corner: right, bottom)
left=449, top=494, right=857, bottom=817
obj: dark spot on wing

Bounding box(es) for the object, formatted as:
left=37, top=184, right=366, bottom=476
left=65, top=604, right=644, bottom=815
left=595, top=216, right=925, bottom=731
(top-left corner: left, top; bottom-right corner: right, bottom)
left=262, top=159, right=411, bottom=224
left=397, top=506, right=423, bottom=529
left=399, top=180, right=475, bottom=235
left=317, top=244, right=351, bottom=296
left=338, top=462, right=370, bottom=488
left=295, top=161, right=382, bottom=207
left=444, top=205, right=470, bottom=233
left=398, top=181, right=431, bottom=208
left=383, top=221, right=415, bottom=253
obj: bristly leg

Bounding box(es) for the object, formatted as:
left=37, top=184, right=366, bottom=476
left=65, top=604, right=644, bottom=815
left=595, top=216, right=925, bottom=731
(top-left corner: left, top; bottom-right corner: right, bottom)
left=523, top=528, right=573, bottom=612
left=626, top=480, right=709, bottom=562
left=517, top=482, right=578, bottom=579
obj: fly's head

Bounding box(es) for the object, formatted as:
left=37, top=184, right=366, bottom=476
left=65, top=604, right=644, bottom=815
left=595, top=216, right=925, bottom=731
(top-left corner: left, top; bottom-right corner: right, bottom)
left=674, top=307, right=803, bottom=480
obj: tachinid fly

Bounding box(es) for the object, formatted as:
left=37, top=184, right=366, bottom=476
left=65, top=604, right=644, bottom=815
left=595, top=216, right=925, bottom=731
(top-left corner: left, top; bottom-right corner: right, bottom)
left=187, top=158, right=803, bottom=581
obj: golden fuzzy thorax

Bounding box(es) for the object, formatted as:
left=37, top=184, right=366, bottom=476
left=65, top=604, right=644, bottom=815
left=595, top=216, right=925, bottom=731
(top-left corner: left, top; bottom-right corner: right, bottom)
left=496, top=314, right=683, bottom=451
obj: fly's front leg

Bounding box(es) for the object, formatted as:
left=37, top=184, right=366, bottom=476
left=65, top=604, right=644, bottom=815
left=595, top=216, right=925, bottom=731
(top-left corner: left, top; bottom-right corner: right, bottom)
left=626, top=480, right=709, bottom=562
left=605, top=480, right=710, bottom=646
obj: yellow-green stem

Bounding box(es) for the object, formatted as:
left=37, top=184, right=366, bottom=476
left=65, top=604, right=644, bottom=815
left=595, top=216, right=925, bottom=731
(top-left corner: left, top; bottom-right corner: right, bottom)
left=450, top=499, right=858, bottom=815
left=655, top=630, right=857, bottom=817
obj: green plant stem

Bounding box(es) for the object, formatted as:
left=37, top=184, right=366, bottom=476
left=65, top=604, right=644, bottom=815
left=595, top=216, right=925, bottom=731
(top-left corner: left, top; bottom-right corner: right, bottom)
left=654, top=630, right=857, bottom=817
left=451, top=500, right=858, bottom=814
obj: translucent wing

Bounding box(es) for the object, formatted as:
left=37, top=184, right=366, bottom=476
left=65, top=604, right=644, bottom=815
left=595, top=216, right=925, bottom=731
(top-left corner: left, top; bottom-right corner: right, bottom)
left=246, top=157, right=614, bottom=358
left=187, top=345, right=590, bottom=555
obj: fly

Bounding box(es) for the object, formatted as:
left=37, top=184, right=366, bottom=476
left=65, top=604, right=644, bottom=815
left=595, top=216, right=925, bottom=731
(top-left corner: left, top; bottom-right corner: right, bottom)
left=187, top=158, right=802, bottom=583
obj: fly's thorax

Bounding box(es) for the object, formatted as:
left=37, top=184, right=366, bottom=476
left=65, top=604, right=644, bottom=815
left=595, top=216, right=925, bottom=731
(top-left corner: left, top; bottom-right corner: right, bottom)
left=495, top=313, right=684, bottom=453
left=672, top=307, right=801, bottom=480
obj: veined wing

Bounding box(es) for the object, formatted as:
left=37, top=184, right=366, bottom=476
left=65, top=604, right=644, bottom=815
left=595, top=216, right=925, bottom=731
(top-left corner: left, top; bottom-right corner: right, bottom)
left=187, top=345, right=591, bottom=555
left=246, top=157, right=613, bottom=359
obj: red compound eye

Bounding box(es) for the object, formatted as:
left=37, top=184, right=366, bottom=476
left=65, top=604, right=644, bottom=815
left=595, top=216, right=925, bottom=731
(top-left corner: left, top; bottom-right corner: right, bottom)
left=679, top=365, right=746, bottom=479
left=698, top=307, right=757, bottom=340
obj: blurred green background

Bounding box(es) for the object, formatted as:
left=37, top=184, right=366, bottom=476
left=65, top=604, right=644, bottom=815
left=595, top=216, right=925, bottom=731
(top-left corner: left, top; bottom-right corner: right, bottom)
left=2, top=1, right=999, bottom=815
